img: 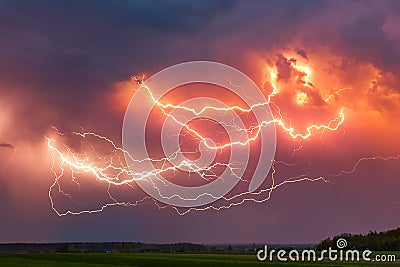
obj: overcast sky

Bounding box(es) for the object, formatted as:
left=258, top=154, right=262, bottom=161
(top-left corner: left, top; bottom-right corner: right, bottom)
left=0, top=0, right=399, bottom=244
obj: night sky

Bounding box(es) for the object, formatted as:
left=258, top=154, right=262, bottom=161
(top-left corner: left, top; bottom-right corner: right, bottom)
left=0, top=0, right=399, bottom=244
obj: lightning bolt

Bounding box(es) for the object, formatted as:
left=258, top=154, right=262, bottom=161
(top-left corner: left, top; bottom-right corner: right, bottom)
left=324, top=87, right=351, bottom=102
left=0, top=145, right=16, bottom=182
left=332, top=155, right=400, bottom=177
left=134, top=68, right=345, bottom=145
left=46, top=57, right=398, bottom=216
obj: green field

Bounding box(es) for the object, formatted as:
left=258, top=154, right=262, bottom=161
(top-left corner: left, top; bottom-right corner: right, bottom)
left=0, top=252, right=398, bottom=267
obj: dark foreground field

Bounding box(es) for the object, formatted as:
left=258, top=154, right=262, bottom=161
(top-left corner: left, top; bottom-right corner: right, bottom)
left=0, top=252, right=398, bottom=267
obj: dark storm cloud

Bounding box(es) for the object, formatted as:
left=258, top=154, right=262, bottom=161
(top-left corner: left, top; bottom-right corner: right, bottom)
left=101, top=0, right=237, bottom=33
left=336, top=10, right=400, bottom=76
left=0, top=0, right=235, bottom=92
left=295, top=48, right=308, bottom=60
left=0, top=143, right=14, bottom=149
left=0, top=0, right=237, bottom=140
left=276, top=54, right=293, bottom=82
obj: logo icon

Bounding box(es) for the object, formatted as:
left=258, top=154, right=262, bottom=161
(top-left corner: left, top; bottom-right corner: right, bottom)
left=336, top=238, right=348, bottom=249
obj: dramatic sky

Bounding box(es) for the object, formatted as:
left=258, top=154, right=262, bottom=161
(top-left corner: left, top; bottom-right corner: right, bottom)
left=0, top=0, right=399, bottom=244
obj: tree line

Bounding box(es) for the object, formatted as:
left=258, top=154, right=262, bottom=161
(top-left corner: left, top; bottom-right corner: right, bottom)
left=317, top=227, right=400, bottom=251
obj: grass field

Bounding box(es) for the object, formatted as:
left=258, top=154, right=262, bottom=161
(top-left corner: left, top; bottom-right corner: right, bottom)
left=0, top=252, right=398, bottom=267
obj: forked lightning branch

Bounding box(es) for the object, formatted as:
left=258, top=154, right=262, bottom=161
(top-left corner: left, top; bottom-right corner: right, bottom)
left=45, top=60, right=399, bottom=216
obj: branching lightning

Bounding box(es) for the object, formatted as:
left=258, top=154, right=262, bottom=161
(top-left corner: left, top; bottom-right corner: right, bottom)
left=46, top=57, right=399, bottom=216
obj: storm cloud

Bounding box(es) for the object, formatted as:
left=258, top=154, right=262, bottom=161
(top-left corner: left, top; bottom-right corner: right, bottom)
left=0, top=0, right=399, bottom=244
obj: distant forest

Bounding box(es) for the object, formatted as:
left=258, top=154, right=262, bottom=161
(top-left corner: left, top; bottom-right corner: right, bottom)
left=317, top=227, right=400, bottom=251
left=0, top=242, right=207, bottom=254
left=1, top=227, right=398, bottom=253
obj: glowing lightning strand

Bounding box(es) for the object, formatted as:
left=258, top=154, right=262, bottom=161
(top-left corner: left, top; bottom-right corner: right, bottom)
left=134, top=77, right=345, bottom=146
left=46, top=61, right=357, bottom=216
